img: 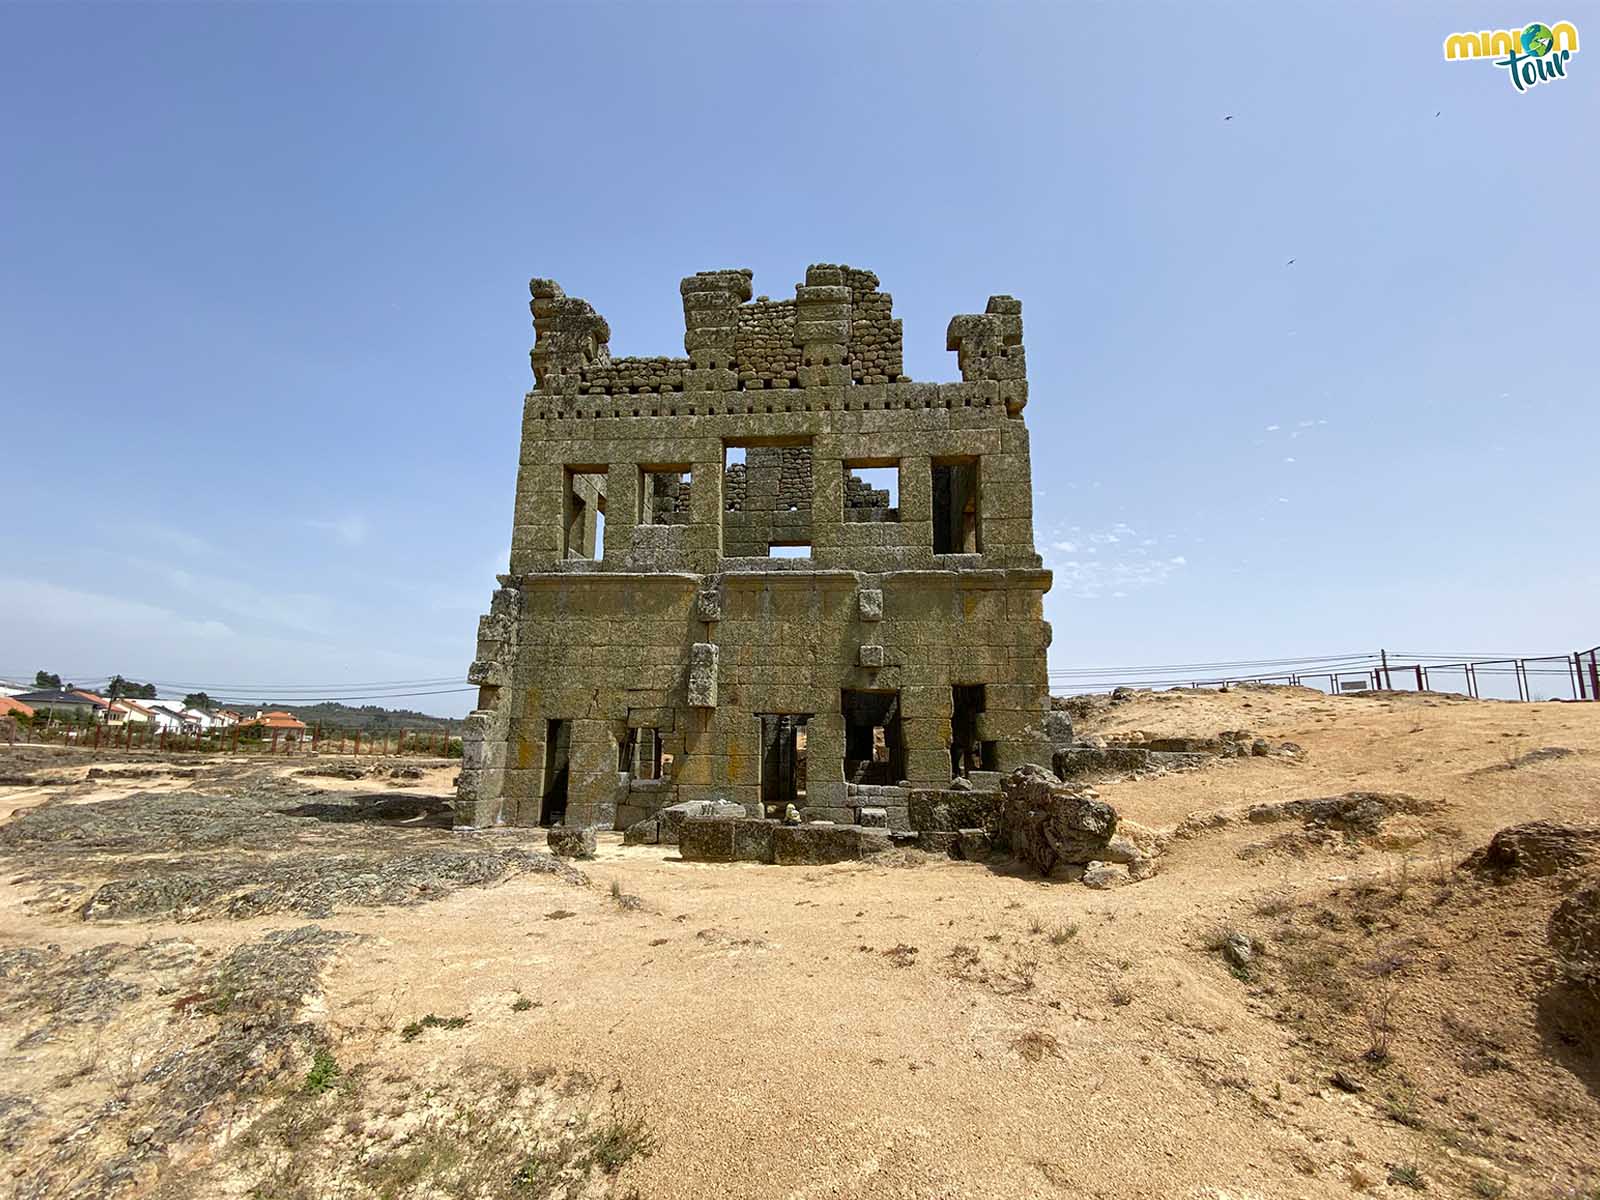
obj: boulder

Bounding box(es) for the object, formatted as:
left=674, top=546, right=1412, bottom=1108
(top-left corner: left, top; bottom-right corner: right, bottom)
left=1469, top=821, right=1600, bottom=877
left=1222, top=932, right=1254, bottom=969
left=1082, top=861, right=1130, bottom=889
left=1000, top=765, right=1119, bottom=876
left=546, top=826, right=596, bottom=860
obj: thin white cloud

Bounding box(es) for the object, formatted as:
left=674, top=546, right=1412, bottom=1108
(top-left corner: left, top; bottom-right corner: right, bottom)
left=0, top=577, right=235, bottom=641
left=1265, top=424, right=1280, bottom=431
left=306, top=514, right=369, bottom=546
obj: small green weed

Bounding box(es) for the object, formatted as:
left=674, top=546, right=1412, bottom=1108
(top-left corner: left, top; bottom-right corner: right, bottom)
left=400, top=1013, right=470, bottom=1041
left=303, top=1048, right=340, bottom=1094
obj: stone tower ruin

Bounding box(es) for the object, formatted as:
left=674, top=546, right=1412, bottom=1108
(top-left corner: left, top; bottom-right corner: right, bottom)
left=457, top=263, right=1053, bottom=832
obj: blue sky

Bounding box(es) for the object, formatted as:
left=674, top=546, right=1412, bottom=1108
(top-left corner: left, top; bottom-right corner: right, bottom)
left=2, top=2, right=1595, bottom=715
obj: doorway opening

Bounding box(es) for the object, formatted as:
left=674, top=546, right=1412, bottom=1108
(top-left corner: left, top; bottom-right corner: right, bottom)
left=841, top=689, right=904, bottom=785
left=540, top=719, right=571, bottom=826
left=758, top=714, right=809, bottom=817
left=951, top=684, right=998, bottom=777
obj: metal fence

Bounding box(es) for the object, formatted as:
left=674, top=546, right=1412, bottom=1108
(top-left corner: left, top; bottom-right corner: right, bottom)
left=1049, top=646, right=1600, bottom=701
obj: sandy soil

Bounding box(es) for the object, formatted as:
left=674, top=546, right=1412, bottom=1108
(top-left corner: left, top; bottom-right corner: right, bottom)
left=1, top=688, right=1596, bottom=1199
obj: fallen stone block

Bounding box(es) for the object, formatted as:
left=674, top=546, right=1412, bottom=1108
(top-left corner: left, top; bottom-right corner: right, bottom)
left=732, top=818, right=776, bottom=863
left=655, top=799, right=748, bottom=845
left=622, top=817, right=659, bottom=846
left=547, top=826, right=596, bottom=860
left=772, top=824, right=891, bottom=866
left=953, top=828, right=991, bottom=861
left=679, top=817, right=737, bottom=863
left=917, top=830, right=960, bottom=854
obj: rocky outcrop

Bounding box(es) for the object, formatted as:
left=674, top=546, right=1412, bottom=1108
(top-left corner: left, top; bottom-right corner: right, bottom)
left=1246, top=792, right=1427, bottom=836
left=999, top=765, right=1120, bottom=877
left=1467, top=821, right=1600, bottom=877
left=1550, top=879, right=1600, bottom=998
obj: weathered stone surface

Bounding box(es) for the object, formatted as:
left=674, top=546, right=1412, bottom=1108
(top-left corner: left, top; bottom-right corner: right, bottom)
left=906, top=787, right=1004, bottom=834
left=1043, top=710, right=1074, bottom=750
left=999, top=764, right=1119, bottom=876
left=622, top=817, right=659, bottom=846
left=732, top=818, right=776, bottom=863
left=917, top=830, right=960, bottom=854
left=546, top=826, right=596, bottom=859
left=678, top=817, right=736, bottom=863
left=654, top=800, right=748, bottom=846
left=952, top=828, right=991, bottom=861
left=772, top=824, right=891, bottom=865
left=1053, top=746, right=1211, bottom=780
left=857, top=807, right=888, bottom=828
left=1468, top=821, right=1600, bottom=877
left=1081, top=861, right=1129, bottom=889
left=1222, top=932, right=1255, bottom=969
left=457, top=264, right=1053, bottom=831
left=688, top=643, right=719, bottom=708
left=1248, top=792, right=1425, bottom=836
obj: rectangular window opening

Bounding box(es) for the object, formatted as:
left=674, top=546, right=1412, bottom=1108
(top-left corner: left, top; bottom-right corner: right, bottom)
left=564, top=468, right=608, bottom=559
left=931, top=458, right=980, bottom=554
left=843, top=462, right=900, bottom=523
left=950, top=684, right=986, bottom=779
left=640, top=467, right=692, bottom=526
left=842, top=689, right=904, bottom=786
left=620, top=726, right=663, bottom=780
left=723, top=440, right=814, bottom=557
left=759, top=714, right=810, bottom=817
left=540, top=719, right=571, bottom=827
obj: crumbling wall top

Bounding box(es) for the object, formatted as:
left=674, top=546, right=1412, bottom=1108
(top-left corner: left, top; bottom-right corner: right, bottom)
left=525, top=263, right=1026, bottom=415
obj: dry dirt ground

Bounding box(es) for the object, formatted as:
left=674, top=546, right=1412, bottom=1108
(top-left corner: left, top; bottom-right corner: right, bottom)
left=1, top=687, right=1598, bottom=1200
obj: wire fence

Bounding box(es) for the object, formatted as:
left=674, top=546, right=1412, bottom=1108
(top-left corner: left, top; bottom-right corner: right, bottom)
left=1048, top=646, right=1600, bottom=702
left=4, top=717, right=461, bottom=758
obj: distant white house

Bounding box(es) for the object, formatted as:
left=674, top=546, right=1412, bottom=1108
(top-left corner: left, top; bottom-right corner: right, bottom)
left=135, top=701, right=187, bottom=733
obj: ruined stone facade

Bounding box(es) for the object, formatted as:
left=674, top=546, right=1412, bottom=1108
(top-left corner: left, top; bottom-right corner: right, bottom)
left=457, top=263, right=1053, bottom=831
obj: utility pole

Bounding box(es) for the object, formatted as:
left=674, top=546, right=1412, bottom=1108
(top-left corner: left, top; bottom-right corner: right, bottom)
left=1380, top=648, right=1390, bottom=691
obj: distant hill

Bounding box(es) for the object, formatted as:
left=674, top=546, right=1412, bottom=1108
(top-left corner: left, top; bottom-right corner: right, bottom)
left=227, top=702, right=458, bottom=733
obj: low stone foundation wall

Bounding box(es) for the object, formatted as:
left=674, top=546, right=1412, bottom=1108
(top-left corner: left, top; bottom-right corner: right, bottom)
left=679, top=817, right=892, bottom=865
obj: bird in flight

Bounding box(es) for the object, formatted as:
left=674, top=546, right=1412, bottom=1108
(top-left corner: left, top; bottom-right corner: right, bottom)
left=1224, top=115, right=1234, bottom=121
left=1286, top=259, right=1295, bottom=265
